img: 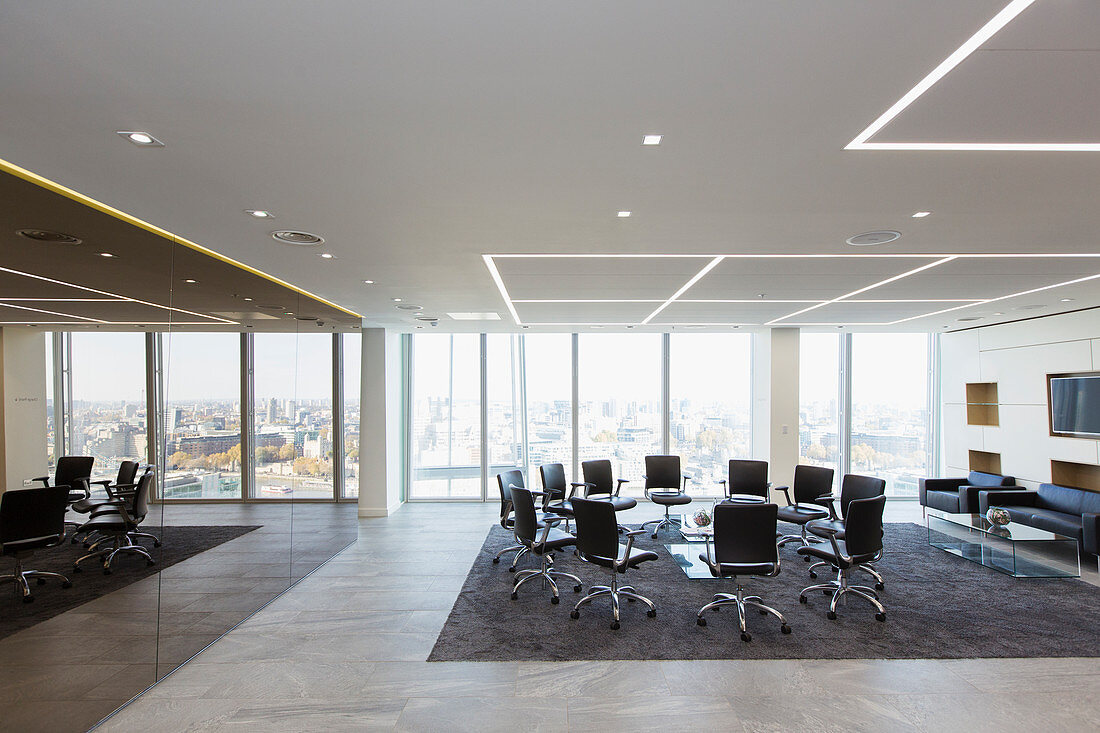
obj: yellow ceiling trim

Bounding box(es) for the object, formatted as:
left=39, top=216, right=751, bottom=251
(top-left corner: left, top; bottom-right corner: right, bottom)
left=0, top=156, right=362, bottom=319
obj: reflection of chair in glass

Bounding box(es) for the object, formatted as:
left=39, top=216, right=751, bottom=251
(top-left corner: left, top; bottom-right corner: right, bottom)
left=1, top=486, right=73, bottom=603
left=641, top=455, right=691, bottom=538
left=718, top=459, right=770, bottom=499
left=74, top=468, right=157, bottom=574
left=775, top=464, right=834, bottom=553
left=806, top=473, right=886, bottom=590
left=798, top=494, right=888, bottom=622
left=508, top=486, right=581, bottom=604
left=70, top=461, right=141, bottom=543
left=696, top=502, right=789, bottom=641
left=570, top=497, right=657, bottom=629
left=32, top=455, right=94, bottom=531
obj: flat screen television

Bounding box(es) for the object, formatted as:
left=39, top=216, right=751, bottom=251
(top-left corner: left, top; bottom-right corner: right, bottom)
left=1049, top=372, right=1100, bottom=438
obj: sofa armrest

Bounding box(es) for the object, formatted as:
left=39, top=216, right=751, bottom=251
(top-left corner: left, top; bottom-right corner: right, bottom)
left=1082, top=513, right=1100, bottom=556
left=978, top=488, right=1037, bottom=515
left=959, top=484, right=1017, bottom=514
left=919, top=477, right=965, bottom=505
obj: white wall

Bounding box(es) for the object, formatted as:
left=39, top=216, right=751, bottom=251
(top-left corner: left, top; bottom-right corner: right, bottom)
left=941, top=310, right=1100, bottom=488
left=358, top=327, right=404, bottom=516
left=0, top=328, right=49, bottom=493
left=752, top=328, right=800, bottom=496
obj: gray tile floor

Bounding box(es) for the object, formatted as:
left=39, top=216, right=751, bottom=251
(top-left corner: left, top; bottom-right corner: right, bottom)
left=93, top=501, right=1100, bottom=732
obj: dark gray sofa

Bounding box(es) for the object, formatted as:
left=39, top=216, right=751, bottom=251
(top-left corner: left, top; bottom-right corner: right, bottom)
left=979, top=483, right=1100, bottom=556
left=919, top=471, right=1016, bottom=514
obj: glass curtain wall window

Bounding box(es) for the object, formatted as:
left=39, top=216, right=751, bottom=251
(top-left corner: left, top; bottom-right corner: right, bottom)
left=486, top=334, right=523, bottom=479
left=342, top=333, right=361, bottom=499
left=668, top=333, right=752, bottom=496
left=68, top=332, right=147, bottom=483
left=799, top=333, right=841, bottom=477
left=45, top=334, right=55, bottom=473
left=409, top=334, right=481, bottom=499
left=850, top=333, right=932, bottom=498
left=577, top=333, right=662, bottom=496
left=162, top=332, right=242, bottom=499
left=253, top=333, right=335, bottom=499
left=522, top=334, right=573, bottom=484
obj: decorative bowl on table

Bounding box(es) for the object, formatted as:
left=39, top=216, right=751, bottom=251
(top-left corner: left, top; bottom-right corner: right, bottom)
left=986, top=506, right=1011, bottom=527
left=692, top=508, right=712, bottom=527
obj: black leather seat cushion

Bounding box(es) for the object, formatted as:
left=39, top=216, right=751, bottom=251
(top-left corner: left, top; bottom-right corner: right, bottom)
left=796, top=539, right=877, bottom=568
left=776, top=504, right=828, bottom=524
left=923, top=491, right=962, bottom=514
left=537, top=528, right=577, bottom=553
left=650, top=492, right=691, bottom=506
left=700, top=556, right=777, bottom=577
left=607, top=496, right=638, bottom=512
left=807, top=518, right=845, bottom=539
left=584, top=546, right=658, bottom=570
left=1023, top=508, right=1083, bottom=539
left=544, top=500, right=574, bottom=516
left=78, top=513, right=128, bottom=531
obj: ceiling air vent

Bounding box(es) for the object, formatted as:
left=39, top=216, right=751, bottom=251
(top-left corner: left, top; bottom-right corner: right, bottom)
left=271, top=230, right=324, bottom=246
left=17, top=229, right=82, bottom=245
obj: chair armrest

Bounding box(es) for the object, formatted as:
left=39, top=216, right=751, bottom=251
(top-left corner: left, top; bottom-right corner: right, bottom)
left=774, top=485, right=792, bottom=506
left=702, top=535, right=717, bottom=573
left=959, top=484, right=1015, bottom=514
left=816, top=493, right=840, bottom=519
left=919, top=477, right=966, bottom=505
left=1082, top=513, right=1100, bottom=556
left=978, top=488, right=1037, bottom=515
left=31, top=476, right=49, bottom=486
left=810, top=522, right=848, bottom=563
left=614, top=478, right=628, bottom=496
left=89, top=479, right=111, bottom=487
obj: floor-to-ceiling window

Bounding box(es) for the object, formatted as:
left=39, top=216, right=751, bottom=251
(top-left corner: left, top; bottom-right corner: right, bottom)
left=850, top=333, right=933, bottom=497
left=799, top=332, right=841, bottom=479
left=523, top=334, right=574, bottom=484
left=669, top=333, right=752, bottom=495
left=577, top=333, right=662, bottom=495
left=69, top=332, right=147, bottom=481
left=45, top=334, right=55, bottom=474
left=409, top=334, right=481, bottom=499
left=163, top=333, right=242, bottom=499
left=486, top=334, right=524, bottom=478
left=342, top=333, right=361, bottom=499
left=253, top=333, right=334, bottom=499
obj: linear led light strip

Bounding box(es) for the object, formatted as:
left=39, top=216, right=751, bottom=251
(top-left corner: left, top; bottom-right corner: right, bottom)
left=482, top=255, right=522, bottom=325
left=0, top=265, right=237, bottom=325
left=766, top=257, right=958, bottom=324
left=641, top=257, right=724, bottom=325
left=845, top=0, right=1100, bottom=152
left=889, top=272, right=1100, bottom=324
left=490, top=253, right=1100, bottom=259
left=1, top=301, right=106, bottom=323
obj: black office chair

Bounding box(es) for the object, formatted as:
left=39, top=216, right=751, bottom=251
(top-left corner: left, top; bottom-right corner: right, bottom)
left=775, top=464, right=834, bottom=553
left=69, top=461, right=142, bottom=544
left=641, top=455, right=691, bottom=538
left=580, top=460, right=638, bottom=513
left=508, top=485, right=581, bottom=604
left=696, top=502, right=790, bottom=640
left=32, top=455, right=94, bottom=530
left=806, top=473, right=886, bottom=590
left=798, top=494, right=888, bottom=622
left=569, top=496, right=657, bottom=629
left=1, top=486, right=73, bottom=603
left=718, top=459, right=770, bottom=499
left=73, top=468, right=157, bottom=574
left=492, top=469, right=531, bottom=570
left=538, top=463, right=577, bottom=530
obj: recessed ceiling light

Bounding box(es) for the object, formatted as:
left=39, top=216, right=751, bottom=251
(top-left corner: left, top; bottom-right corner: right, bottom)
left=243, top=297, right=253, bottom=301
left=392, top=298, right=402, bottom=302
left=1060, top=298, right=1075, bottom=302
left=846, top=231, right=901, bottom=246
left=284, top=311, right=294, bottom=315
left=363, top=280, right=374, bottom=285
left=319, top=253, right=334, bottom=259
left=911, top=211, right=932, bottom=218
left=98, top=252, right=115, bottom=258
left=183, top=279, right=197, bottom=284
left=642, top=135, right=662, bottom=146
left=245, top=210, right=274, bottom=219
left=446, top=312, right=502, bottom=321
left=992, top=312, right=1004, bottom=316
left=117, top=131, right=164, bottom=147
left=617, top=211, right=631, bottom=218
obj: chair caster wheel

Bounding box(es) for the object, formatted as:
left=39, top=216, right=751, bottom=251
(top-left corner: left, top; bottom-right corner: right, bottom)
left=551, top=596, right=560, bottom=605
left=570, top=610, right=580, bottom=619
left=508, top=567, right=516, bottom=573
left=740, top=632, right=752, bottom=642
left=808, top=571, right=817, bottom=579
left=23, top=595, right=34, bottom=604
left=803, top=556, right=812, bottom=562
left=36, top=577, right=47, bottom=586
left=146, top=560, right=155, bottom=567
left=875, top=612, right=886, bottom=622
left=62, top=581, right=73, bottom=589
left=781, top=624, right=792, bottom=634
left=696, top=617, right=707, bottom=627
left=574, top=584, right=582, bottom=593
left=154, top=541, right=162, bottom=548
left=647, top=609, right=657, bottom=618
left=798, top=595, right=807, bottom=604
left=492, top=558, right=500, bottom=564
left=103, top=568, right=112, bottom=576
left=610, top=621, right=620, bottom=630
left=651, top=534, right=658, bottom=540
left=826, top=611, right=837, bottom=620
left=875, top=582, right=884, bottom=591
left=510, top=592, right=518, bottom=600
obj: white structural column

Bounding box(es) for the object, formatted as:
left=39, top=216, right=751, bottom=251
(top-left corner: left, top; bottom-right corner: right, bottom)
left=0, top=328, right=48, bottom=494
left=751, top=328, right=800, bottom=499
left=358, top=327, right=404, bottom=517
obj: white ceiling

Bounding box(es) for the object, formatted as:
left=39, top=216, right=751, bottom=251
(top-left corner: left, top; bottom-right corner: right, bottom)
left=0, top=0, right=1098, bottom=333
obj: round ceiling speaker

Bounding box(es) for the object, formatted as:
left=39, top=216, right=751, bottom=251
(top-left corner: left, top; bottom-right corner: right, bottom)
left=846, top=230, right=901, bottom=246
left=396, top=304, right=423, bottom=311
left=271, top=230, right=324, bottom=246
left=17, top=229, right=82, bottom=244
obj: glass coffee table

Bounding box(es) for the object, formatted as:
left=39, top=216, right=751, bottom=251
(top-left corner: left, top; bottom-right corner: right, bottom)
left=927, top=510, right=1080, bottom=578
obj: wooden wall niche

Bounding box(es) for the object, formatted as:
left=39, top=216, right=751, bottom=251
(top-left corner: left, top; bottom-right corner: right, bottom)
left=1051, top=460, right=1100, bottom=493
left=969, top=450, right=1002, bottom=475
left=966, top=382, right=999, bottom=426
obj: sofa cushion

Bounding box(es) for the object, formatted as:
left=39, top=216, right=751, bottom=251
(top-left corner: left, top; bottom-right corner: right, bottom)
left=967, top=471, right=1014, bottom=487
left=1023, top=508, right=1084, bottom=540
left=1079, top=490, right=1100, bottom=516
left=1002, top=507, right=1037, bottom=526
left=925, top=490, right=961, bottom=514
left=1036, top=483, right=1085, bottom=515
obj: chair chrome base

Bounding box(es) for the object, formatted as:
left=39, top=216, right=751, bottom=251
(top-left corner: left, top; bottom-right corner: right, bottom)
left=808, top=560, right=884, bottom=589
left=641, top=507, right=681, bottom=538
left=74, top=533, right=156, bottom=574
left=696, top=581, right=789, bottom=641
left=511, top=553, right=581, bottom=604
left=492, top=543, right=526, bottom=569
left=798, top=566, right=886, bottom=621
left=1, top=558, right=72, bottom=603
left=571, top=569, right=656, bottom=629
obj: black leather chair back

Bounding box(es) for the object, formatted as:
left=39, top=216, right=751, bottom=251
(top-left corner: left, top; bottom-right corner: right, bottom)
left=728, top=459, right=769, bottom=498
left=581, top=459, right=614, bottom=496
left=496, top=470, right=524, bottom=520
left=792, top=464, right=834, bottom=505
left=843, top=494, right=886, bottom=559
left=55, top=456, right=94, bottom=488
left=539, top=463, right=566, bottom=501
left=644, top=455, right=681, bottom=492
left=116, top=460, right=140, bottom=487
left=0, top=486, right=70, bottom=551
left=571, top=497, right=619, bottom=563
left=509, top=486, right=539, bottom=544
left=839, top=474, right=885, bottom=518
left=713, top=502, right=779, bottom=566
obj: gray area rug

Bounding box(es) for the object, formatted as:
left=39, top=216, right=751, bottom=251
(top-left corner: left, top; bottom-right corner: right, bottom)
left=429, top=522, right=1100, bottom=661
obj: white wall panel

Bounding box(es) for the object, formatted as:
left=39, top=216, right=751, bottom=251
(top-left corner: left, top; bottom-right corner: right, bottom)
left=978, top=309, right=1100, bottom=351
left=940, top=330, right=981, bottom=405
left=979, top=340, right=1092, bottom=405
left=941, top=403, right=972, bottom=469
